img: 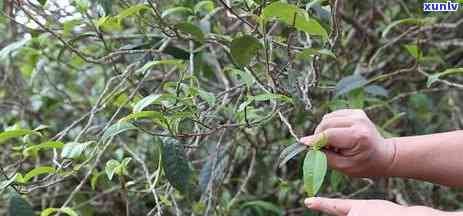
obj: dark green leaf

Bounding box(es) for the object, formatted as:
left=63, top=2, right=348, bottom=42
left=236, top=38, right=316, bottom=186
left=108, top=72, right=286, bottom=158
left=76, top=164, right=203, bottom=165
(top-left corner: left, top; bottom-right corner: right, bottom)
left=101, top=122, right=137, bottom=144
left=175, top=22, right=205, bottom=43
left=230, top=35, right=262, bottom=67
left=161, top=137, right=195, bottom=195
left=240, top=200, right=284, bottom=216
left=163, top=46, right=190, bottom=59
left=365, top=85, right=389, bottom=97
left=278, top=142, right=307, bottom=167
left=9, top=194, right=34, bottom=216
left=38, top=0, right=47, bottom=6
left=335, top=74, right=368, bottom=97
left=98, top=0, right=113, bottom=15
left=330, top=170, right=347, bottom=192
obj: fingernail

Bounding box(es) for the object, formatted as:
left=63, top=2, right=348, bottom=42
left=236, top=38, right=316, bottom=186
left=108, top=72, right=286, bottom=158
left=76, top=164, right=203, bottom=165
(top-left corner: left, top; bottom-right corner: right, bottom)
left=304, top=198, right=317, bottom=207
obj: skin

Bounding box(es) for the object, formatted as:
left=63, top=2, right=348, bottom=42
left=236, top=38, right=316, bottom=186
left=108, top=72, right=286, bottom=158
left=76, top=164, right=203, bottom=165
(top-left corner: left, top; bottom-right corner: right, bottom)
left=300, top=109, right=463, bottom=216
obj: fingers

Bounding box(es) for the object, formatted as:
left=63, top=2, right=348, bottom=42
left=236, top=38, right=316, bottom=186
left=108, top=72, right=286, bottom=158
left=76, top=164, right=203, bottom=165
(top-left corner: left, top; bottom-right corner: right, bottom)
left=315, top=116, right=354, bottom=134
left=305, top=197, right=355, bottom=216
left=323, top=109, right=365, bottom=120
left=301, top=127, right=356, bottom=149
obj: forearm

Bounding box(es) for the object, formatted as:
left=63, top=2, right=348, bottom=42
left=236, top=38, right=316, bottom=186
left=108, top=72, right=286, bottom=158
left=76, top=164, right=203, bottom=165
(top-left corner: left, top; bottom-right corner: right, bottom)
left=405, top=206, right=463, bottom=216
left=386, top=130, right=463, bottom=187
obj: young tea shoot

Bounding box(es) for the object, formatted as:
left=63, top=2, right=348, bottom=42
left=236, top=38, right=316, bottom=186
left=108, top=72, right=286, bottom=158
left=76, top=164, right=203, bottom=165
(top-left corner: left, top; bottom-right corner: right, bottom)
left=279, top=133, right=329, bottom=197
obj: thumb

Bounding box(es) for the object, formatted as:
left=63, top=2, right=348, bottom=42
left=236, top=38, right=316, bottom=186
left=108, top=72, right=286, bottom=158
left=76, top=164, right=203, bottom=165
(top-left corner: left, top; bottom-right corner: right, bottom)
left=300, top=127, right=355, bottom=150
left=304, top=197, right=354, bottom=216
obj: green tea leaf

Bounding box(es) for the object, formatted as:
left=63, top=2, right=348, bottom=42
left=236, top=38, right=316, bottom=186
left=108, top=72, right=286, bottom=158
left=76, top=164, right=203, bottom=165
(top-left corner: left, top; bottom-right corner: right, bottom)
left=427, top=68, right=463, bottom=88
left=74, top=0, right=90, bottom=12
left=404, top=43, right=422, bottom=59
left=101, top=122, right=137, bottom=144
left=41, top=207, right=79, bottom=216
left=118, top=4, right=149, bottom=18
left=303, top=150, right=327, bottom=197
left=96, top=16, right=122, bottom=32
left=61, top=141, right=93, bottom=159
left=9, top=193, right=34, bottom=216
left=230, top=35, right=262, bottom=67
left=97, top=0, right=113, bottom=15
left=175, top=22, right=205, bottom=43
left=198, top=90, right=216, bottom=106
left=137, top=59, right=184, bottom=74
left=161, top=137, right=195, bottom=195
left=253, top=93, right=293, bottom=103
left=16, top=166, right=55, bottom=184
left=38, top=0, right=47, bottom=6
left=194, top=0, right=214, bottom=13
left=262, top=2, right=328, bottom=40
left=120, top=111, right=164, bottom=122
left=0, top=129, right=40, bottom=144
left=23, top=141, right=64, bottom=158
left=161, top=7, right=193, bottom=18
left=133, top=94, right=161, bottom=112
left=335, top=74, right=368, bottom=98
left=0, top=39, right=29, bottom=62
left=231, top=68, right=255, bottom=87
left=278, top=142, right=307, bottom=167
left=365, top=85, right=389, bottom=97
left=59, top=208, right=79, bottom=216
left=382, top=17, right=435, bottom=38
left=105, top=159, right=120, bottom=180
left=296, top=48, right=336, bottom=61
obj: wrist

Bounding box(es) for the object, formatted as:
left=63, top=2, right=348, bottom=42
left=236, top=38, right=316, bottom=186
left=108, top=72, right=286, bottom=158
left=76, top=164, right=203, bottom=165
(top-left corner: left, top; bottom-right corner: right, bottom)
left=405, top=206, right=450, bottom=216
left=382, top=137, right=398, bottom=177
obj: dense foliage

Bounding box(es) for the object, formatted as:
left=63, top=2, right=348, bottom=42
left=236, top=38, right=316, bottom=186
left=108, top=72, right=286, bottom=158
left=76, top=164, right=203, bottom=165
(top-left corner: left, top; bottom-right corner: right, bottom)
left=1, top=0, right=463, bottom=215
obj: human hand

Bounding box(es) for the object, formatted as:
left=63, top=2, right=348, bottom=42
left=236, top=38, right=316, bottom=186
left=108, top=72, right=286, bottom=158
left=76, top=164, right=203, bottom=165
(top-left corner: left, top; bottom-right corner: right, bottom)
left=300, top=109, right=396, bottom=177
left=304, top=197, right=443, bottom=216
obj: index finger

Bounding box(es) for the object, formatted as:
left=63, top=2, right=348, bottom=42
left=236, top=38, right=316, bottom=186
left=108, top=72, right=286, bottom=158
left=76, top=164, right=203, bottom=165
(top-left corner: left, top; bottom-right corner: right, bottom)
left=323, top=109, right=365, bottom=120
